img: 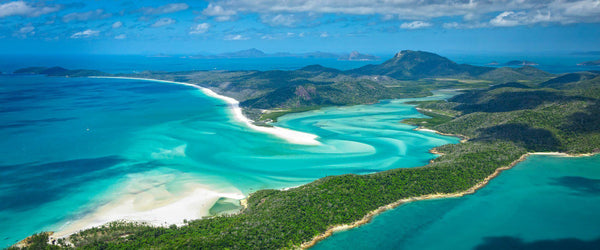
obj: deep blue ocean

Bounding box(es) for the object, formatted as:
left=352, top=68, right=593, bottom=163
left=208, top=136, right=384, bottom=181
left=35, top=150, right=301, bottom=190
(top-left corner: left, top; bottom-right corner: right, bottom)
left=0, top=54, right=599, bottom=249
left=1, top=52, right=599, bottom=74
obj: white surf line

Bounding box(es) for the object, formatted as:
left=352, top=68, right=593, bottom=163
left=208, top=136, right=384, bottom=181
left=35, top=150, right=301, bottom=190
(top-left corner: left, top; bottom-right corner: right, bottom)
left=90, top=76, right=320, bottom=145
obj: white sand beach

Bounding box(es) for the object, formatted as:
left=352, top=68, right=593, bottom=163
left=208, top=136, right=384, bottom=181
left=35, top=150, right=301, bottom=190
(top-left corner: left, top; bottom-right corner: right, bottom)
left=54, top=180, right=245, bottom=238
left=49, top=76, right=321, bottom=240
left=90, top=76, right=320, bottom=145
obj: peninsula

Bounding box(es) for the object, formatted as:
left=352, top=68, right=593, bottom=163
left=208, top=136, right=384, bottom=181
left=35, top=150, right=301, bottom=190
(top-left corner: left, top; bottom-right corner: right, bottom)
left=12, top=51, right=600, bottom=249
left=578, top=59, right=600, bottom=66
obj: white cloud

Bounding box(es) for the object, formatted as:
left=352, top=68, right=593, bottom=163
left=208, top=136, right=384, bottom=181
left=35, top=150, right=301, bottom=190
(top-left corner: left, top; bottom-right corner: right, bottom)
left=490, top=11, right=522, bottom=27
left=19, top=25, right=34, bottom=34
left=201, top=0, right=480, bottom=19
left=489, top=11, right=553, bottom=27
left=260, top=14, right=300, bottom=27
left=62, top=9, right=111, bottom=23
left=381, top=14, right=395, bottom=21
left=443, top=21, right=487, bottom=29
left=443, top=22, right=460, bottom=29
left=141, top=3, right=189, bottom=15
left=190, top=23, right=210, bottom=34
left=70, top=29, right=100, bottom=39
left=224, top=34, right=249, bottom=40
left=112, top=21, right=123, bottom=29
left=400, top=20, right=432, bottom=29
left=556, top=0, right=600, bottom=21
left=151, top=17, right=176, bottom=27
left=320, top=32, right=329, bottom=38
left=202, top=3, right=237, bottom=22
left=14, top=24, right=35, bottom=38
left=114, top=34, right=127, bottom=39
left=0, top=1, right=61, bottom=18
left=200, top=0, right=600, bottom=27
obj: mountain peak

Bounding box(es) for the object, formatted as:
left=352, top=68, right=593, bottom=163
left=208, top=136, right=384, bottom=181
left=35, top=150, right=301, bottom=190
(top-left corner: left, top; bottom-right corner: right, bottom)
left=218, top=48, right=266, bottom=58
left=237, top=48, right=265, bottom=55
left=393, top=50, right=419, bottom=58
left=339, top=51, right=379, bottom=61
left=349, top=50, right=494, bottom=80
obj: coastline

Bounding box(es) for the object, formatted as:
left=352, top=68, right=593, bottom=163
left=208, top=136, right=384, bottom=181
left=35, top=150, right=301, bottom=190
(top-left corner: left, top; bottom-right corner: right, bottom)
left=14, top=77, right=594, bottom=248
left=89, top=76, right=320, bottom=146
left=414, top=127, right=469, bottom=143
left=38, top=76, right=320, bottom=243
left=300, top=127, right=597, bottom=248
left=52, top=183, right=245, bottom=239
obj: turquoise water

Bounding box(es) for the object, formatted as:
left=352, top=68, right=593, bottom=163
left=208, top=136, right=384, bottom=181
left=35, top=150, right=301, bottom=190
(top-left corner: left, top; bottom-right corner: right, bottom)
left=314, top=154, right=600, bottom=250
left=0, top=75, right=458, bottom=247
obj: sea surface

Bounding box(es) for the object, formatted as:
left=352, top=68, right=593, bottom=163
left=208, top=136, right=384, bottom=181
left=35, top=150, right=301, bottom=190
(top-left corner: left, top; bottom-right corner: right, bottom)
left=1, top=53, right=598, bottom=74
left=0, top=75, right=458, bottom=247
left=1, top=54, right=599, bottom=248
left=314, top=155, right=600, bottom=250
left=0, top=55, right=379, bottom=74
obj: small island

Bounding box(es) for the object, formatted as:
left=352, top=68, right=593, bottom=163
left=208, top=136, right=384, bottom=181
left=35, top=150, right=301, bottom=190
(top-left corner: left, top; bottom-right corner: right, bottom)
left=504, top=60, right=539, bottom=66
left=578, top=59, right=600, bottom=66
left=338, top=51, right=380, bottom=61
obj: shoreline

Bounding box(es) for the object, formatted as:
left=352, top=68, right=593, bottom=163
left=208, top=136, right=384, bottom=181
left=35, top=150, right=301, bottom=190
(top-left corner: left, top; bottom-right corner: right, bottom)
left=90, top=76, right=320, bottom=146
left=414, top=127, right=469, bottom=143
left=300, top=127, right=597, bottom=248
left=52, top=183, right=245, bottom=239
left=37, top=76, right=320, bottom=243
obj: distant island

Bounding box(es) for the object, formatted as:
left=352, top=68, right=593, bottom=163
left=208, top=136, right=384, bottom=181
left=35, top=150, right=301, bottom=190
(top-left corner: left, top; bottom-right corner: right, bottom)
left=571, top=51, right=600, bottom=56
left=169, top=48, right=379, bottom=61
left=14, top=50, right=553, bottom=124
left=578, top=59, right=600, bottom=66
left=12, top=50, right=600, bottom=249
left=13, top=67, right=107, bottom=77
left=337, top=51, right=380, bottom=61
left=503, top=60, right=538, bottom=66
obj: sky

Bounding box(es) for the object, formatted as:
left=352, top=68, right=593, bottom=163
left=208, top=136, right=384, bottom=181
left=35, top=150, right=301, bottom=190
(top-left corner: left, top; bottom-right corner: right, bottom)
left=0, top=0, right=599, bottom=55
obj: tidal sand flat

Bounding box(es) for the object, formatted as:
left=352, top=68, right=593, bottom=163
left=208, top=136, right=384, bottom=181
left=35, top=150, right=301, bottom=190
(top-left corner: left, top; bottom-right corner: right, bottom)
left=313, top=154, right=600, bottom=250
left=0, top=75, right=458, bottom=247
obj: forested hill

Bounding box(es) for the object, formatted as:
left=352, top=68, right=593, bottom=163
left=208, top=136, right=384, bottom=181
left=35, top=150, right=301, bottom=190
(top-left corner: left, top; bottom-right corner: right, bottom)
left=346, top=50, right=552, bottom=81
left=12, top=60, right=600, bottom=250
left=405, top=71, right=600, bottom=153
left=13, top=50, right=555, bottom=123
left=13, top=67, right=107, bottom=77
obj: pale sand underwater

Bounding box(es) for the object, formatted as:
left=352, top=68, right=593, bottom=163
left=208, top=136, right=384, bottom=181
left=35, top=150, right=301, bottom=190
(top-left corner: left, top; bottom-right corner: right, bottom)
left=54, top=178, right=244, bottom=238
left=1, top=75, right=459, bottom=246
left=53, top=76, right=321, bottom=238
left=90, top=76, right=321, bottom=145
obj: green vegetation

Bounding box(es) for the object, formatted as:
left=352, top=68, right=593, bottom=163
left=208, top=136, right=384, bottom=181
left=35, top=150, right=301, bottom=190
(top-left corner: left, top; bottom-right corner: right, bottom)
left=348, top=50, right=552, bottom=82
left=13, top=50, right=553, bottom=121
left=258, top=106, right=322, bottom=122
left=8, top=232, right=63, bottom=250
left=402, top=100, right=456, bottom=127
left=578, top=59, right=600, bottom=66
left=16, top=141, right=527, bottom=250
left=14, top=67, right=107, bottom=77
left=13, top=53, right=600, bottom=249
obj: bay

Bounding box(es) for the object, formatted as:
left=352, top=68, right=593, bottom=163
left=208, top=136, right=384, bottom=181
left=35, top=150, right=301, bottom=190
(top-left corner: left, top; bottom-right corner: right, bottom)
left=0, top=75, right=458, bottom=247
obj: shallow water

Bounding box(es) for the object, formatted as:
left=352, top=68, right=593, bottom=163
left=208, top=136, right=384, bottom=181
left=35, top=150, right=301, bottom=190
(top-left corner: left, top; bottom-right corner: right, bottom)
left=0, top=75, right=458, bottom=247
left=314, top=155, right=600, bottom=250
